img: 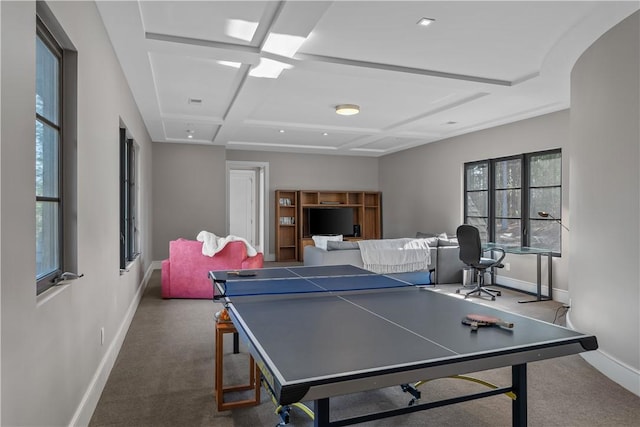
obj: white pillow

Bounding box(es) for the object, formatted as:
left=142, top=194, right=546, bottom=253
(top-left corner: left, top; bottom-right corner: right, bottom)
left=312, top=235, right=343, bottom=250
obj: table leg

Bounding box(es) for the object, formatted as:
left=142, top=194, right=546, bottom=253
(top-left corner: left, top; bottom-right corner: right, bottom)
left=314, top=398, right=330, bottom=427
left=547, top=252, right=553, bottom=300
left=519, top=253, right=551, bottom=303
left=512, top=364, right=527, bottom=427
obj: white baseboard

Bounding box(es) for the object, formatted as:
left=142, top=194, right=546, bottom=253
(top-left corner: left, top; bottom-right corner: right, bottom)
left=70, top=262, right=154, bottom=427
left=565, top=313, right=640, bottom=397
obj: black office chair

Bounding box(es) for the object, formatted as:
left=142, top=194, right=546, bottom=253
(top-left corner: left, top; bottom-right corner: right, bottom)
left=455, top=224, right=506, bottom=301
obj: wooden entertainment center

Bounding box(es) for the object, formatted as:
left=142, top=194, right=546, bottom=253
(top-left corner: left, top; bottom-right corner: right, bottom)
left=275, top=190, right=382, bottom=261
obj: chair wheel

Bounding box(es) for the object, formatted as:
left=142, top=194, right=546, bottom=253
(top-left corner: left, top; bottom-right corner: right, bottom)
left=456, top=289, right=460, bottom=294
left=496, top=291, right=502, bottom=296
left=491, top=296, right=496, bottom=301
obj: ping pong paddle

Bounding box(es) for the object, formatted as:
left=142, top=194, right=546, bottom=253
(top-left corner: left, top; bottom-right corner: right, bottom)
left=227, top=271, right=256, bottom=277
left=462, top=314, right=514, bottom=331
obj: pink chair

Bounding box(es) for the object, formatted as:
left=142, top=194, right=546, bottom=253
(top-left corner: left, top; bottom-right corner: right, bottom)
left=161, top=238, right=263, bottom=299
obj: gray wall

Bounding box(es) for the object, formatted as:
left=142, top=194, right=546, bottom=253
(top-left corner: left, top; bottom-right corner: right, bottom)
left=379, top=110, right=571, bottom=292
left=1, top=2, right=153, bottom=425
left=152, top=148, right=379, bottom=260
left=569, top=11, right=639, bottom=383
left=152, top=143, right=227, bottom=260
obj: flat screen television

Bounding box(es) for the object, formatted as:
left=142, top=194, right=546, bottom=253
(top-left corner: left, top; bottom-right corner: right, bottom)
left=306, top=207, right=354, bottom=236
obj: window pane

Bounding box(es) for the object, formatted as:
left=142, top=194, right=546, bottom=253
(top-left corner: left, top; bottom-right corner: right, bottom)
left=530, top=152, right=561, bottom=187
left=467, top=191, right=488, bottom=216
left=466, top=163, right=488, bottom=191
left=530, top=187, right=561, bottom=218
left=495, top=158, right=521, bottom=189
left=36, top=36, right=59, bottom=125
left=36, top=201, right=59, bottom=278
left=467, top=218, right=489, bottom=243
left=494, top=218, right=521, bottom=246
left=35, top=120, right=59, bottom=198
left=495, top=189, right=521, bottom=218
left=530, top=219, right=561, bottom=252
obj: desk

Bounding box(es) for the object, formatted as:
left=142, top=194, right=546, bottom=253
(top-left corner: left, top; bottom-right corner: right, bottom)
left=210, top=265, right=597, bottom=426
left=484, top=243, right=553, bottom=303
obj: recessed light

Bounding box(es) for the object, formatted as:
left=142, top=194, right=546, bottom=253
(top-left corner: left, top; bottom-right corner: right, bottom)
left=417, top=17, right=435, bottom=27
left=279, top=129, right=285, bottom=133
left=322, top=132, right=329, bottom=136
left=335, top=104, right=360, bottom=116
left=186, top=129, right=194, bottom=139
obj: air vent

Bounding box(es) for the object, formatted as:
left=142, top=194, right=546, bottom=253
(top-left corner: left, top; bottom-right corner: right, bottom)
left=188, top=98, right=203, bottom=105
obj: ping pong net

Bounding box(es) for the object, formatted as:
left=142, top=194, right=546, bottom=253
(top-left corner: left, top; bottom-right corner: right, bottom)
left=212, top=265, right=417, bottom=300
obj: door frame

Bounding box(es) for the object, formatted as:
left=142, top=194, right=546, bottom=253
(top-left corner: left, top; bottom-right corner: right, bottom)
left=226, top=161, right=270, bottom=260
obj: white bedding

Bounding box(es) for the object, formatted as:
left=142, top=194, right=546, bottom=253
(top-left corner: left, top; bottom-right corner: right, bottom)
left=357, top=238, right=431, bottom=274
left=196, top=231, right=258, bottom=257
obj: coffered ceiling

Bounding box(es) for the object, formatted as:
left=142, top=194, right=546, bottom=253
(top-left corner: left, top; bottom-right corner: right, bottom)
left=97, top=1, right=638, bottom=157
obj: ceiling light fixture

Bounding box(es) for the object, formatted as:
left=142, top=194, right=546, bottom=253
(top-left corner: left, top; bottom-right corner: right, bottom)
left=279, top=129, right=285, bottom=133
left=186, top=129, right=194, bottom=139
left=417, top=17, right=435, bottom=27
left=335, top=104, right=360, bottom=116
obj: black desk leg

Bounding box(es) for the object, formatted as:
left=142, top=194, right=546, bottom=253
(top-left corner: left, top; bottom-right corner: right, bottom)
left=519, top=253, right=552, bottom=303
left=512, top=364, right=527, bottom=427
left=233, top=332, right=239, bottom=354
left=314, top=398, right=330, bottom=427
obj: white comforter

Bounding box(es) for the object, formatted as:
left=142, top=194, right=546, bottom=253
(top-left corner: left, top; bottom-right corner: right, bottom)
left=357, top=238, right=431, bottom=274
left=196, top=231, right=258, bottom=257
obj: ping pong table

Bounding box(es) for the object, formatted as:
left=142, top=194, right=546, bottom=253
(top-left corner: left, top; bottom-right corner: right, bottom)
left=210, top=264, right=597, bottom=427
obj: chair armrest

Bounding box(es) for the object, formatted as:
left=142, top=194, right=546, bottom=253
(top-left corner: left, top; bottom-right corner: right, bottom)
left=242, top=252, right=264, bottom=269
left=482, top=247, right=506, bottom=267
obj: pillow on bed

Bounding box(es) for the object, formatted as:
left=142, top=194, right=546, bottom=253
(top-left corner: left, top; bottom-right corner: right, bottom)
left=326, top=241, right=359, bottom=251
left=415, top=232, right=439, bottom=247
left=312, top=235, right=343, bottom=250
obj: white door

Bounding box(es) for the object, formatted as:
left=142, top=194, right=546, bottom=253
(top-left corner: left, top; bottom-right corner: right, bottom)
left=229, top=169, right=256, bottom=246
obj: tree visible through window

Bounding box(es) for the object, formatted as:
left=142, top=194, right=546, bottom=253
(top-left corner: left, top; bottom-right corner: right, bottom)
left=464, top=149, right=563, bottom=254
left=36, top=22, right=62, bottom=289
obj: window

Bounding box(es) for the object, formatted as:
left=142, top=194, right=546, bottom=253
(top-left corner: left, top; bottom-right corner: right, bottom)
left=36, top=23, right=62, bottom=288
left=35, top=5, right=78, bottom=295
left=528, top=151, right=563, bottom=251
left=120, top=127, right=138, bottom=270
left=464, top=149, right=563, bottom=254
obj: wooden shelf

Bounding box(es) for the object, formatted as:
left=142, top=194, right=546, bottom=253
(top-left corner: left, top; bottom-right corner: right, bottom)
left=275, top=190, right=298, bottom=261
left=275, top=190, right=381, bottom=262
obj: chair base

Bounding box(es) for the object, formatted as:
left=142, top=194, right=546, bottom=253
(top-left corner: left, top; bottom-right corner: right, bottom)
left=457, top=284, right=502, bottom=301
left=456, top=269, right=502, bottom=301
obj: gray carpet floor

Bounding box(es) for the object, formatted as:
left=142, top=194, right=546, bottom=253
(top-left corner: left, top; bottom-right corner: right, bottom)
left=89, top=268, right=640, bottom=426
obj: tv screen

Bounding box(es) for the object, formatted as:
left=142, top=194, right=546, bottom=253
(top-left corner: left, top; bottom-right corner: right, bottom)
left=307, top=208, right=354, bottom=236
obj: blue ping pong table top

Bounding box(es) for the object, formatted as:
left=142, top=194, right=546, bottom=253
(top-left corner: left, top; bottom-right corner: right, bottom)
left=209, top=264, right=415, bottom=297
left=210, top=265, right=598, bottom=407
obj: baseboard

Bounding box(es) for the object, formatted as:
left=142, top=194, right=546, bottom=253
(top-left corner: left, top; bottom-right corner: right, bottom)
left=69, top=262, right=154, bottom=426
left=565, top=313, right=640, bottom=397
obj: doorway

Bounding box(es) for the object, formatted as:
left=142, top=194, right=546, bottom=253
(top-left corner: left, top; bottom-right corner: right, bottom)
left=226, top=161, right=269, bottom=257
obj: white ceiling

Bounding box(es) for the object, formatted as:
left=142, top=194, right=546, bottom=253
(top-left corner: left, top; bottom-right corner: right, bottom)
left=97, top=1, right=639, bottom=157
